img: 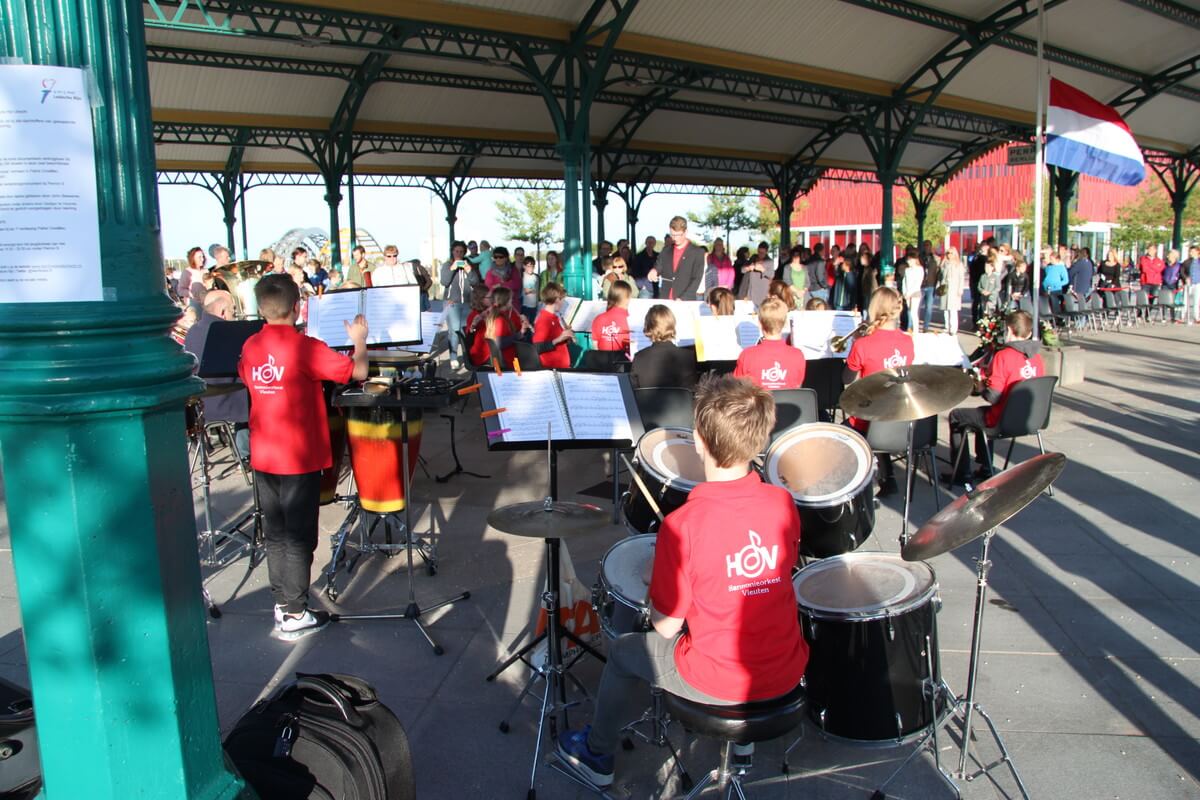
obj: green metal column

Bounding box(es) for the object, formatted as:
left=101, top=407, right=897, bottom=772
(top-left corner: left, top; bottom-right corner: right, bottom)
left=325, top=173, right=343, bottom=269
left=559, top=141, right=587, bottom=298
left=778, top=189, right=795, bottom=255
left=581, top=146, right=594, bottom=273
left=0, top=2, right=249, bottom=799
left=593, top=186, right=608, bottom=249
left=1051, top=167, right=1079, bottom=247
left=1046, top=171, right=1057, bottom=247
left=238, top=174, right=248, bottom=259
left=879, top=172, right=897, bottom=272
left=346, top=159, right=357, bottom=250
left=222, top=193, right=237, bottom=255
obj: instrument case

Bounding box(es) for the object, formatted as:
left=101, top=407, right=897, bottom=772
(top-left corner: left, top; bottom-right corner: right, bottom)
left=0, top=676, right=41, bottom=800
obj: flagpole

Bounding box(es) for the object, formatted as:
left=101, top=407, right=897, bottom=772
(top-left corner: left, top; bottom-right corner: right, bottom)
left=1031, top=0, right=1047, bottom=333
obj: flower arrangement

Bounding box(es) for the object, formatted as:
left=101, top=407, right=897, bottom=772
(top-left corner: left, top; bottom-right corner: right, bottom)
left=976, top=312, right=1005, bottom=350
left=1040, top=318, right=1060, bottom=347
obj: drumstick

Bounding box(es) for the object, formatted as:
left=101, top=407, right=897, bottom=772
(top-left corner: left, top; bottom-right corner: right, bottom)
left=620, top=453, right=664, bottom=524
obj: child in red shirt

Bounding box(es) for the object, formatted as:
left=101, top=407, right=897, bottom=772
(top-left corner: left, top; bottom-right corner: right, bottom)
left=734, top=297, right=805, bottom=389
left=557, top=376, right=806, bottom=787
left=239, top=274, right=369, bottom=640
left=591, top=280, right=632, bottom=355
left=946, top=310, right=1045, bottom=484
left=468, top=286, right=528, bottom=369
left=532, top=282, right=575, bottom=368
left=844, top=287, right=914, bottom=496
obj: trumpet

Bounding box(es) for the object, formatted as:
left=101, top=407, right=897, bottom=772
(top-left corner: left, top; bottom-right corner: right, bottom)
left=830, top=320, right=871, bottom=352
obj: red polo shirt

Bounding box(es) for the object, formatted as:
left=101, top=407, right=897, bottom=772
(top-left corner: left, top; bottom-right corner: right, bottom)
left=733, top=338, right=806, bottom=389
left=650, top=471, right=807, bottom=702
left=591, top=306, right=631, bottom=353
left=845, top=328, right=915, bottom=432
left=238, top=324, right=354, bottom=475
left=983, top=345, right=1045, bottom=428
left=532, top=308, right=571, bottom=369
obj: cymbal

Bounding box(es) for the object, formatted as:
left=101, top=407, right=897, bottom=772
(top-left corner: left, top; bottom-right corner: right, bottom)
left=367, top=350, right=426, bottom=365
left=229, top=260, right=270, bottom=271
left=903, top=452, right=1067, bottom=561
left=840, top=365, right=973, bottom=422
left=487, top=500, right=610, bottom=539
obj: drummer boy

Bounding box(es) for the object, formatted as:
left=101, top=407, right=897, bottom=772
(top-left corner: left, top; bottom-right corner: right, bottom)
left=557, top=375, right=807, bottom=787
left=239, top=274, right=370, bottom=641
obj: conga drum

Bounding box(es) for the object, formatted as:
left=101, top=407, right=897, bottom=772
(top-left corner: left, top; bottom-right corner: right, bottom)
left=319, top=383, right=346, bottom=505
left=346, top=405, right=423, bottom=513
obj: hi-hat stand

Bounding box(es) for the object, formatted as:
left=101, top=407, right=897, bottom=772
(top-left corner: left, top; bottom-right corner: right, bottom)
left=872, top=529, right=1031, bottom=800
left=329, top=384, right=470, bottom=655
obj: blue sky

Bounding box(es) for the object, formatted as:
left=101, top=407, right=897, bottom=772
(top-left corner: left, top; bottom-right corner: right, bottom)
left=157, top=183, right=733, bottom=264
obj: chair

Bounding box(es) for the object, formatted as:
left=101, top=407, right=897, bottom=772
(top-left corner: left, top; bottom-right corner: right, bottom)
left=951, top=375, right=1058, bottom=496
left=1100, top=290, right=1122, bottom=330
left=1115, top=288, right=1137, bottom=328
left=664, top=682, right=806, bottom=799
left=1060, top=293, right=1087, bottom=337
left=1154, top=284, right=1177, bottom=324
left=634, top=387, right=695, bottom=431
left=801, top=358, right=845, bottom=422
left=769, top=388, right=818, bottom=444
left=1085, top=293, right=1104, bottom=332
left=1135, top=288, right=1153, bottom=324
left=866, top=415, right=940, bottom=533
left=513, top=340, right=543, bottom=372
left=579, top=349, right=628, bottom=372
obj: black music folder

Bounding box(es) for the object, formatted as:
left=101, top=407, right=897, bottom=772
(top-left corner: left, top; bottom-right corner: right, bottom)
left=479, top=371, right=644, bottom=451
left=196, top=319, right=264, bottom=378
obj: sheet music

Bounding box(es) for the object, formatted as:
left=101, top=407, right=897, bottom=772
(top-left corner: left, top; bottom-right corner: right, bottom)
left=486, top=371, right=571, bottom=442
left=307, top=290, right=363, bottom=348
left=560, top=296, right=582, bottom=328
left=695, top=315, right=762, bottom=361
left=629, top=326, right=653, bottom=356
left=559, top=372, right=634, bottom=442
left=698, top=300, right=755, bottom=316
left=364, top=285, right=422, bottom=346
left=403, top=311, right=446, bottom=354
left=569, top=300, right=607, bottom=332
left=789, top=310, right=859, bottom=360
left=913, top=332, right=970, bottom=367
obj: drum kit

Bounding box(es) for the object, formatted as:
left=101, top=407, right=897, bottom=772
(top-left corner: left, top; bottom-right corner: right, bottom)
left=584, top=365, right=1061, bottom=798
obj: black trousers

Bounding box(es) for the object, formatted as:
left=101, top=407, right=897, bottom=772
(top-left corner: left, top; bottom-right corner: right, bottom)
left=255, top=470, right=321, bottom=615
left=948, top=407, right=991, bottom=478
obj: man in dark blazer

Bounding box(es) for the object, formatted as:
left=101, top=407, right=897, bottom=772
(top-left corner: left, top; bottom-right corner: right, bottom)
left=654, top=216, right=708, bottom=301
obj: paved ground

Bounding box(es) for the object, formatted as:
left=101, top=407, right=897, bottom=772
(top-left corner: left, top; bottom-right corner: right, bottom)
left=1, top=322, right=1198, bottom=799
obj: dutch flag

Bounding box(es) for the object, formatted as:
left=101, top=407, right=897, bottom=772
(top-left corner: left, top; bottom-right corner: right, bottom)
left=1045, top=78, right=1146, bottom=187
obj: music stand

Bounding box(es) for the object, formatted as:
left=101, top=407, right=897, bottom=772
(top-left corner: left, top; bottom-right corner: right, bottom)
left=478, top=371, right=643, bottom=800
left=196, top=320, right=264, bottom=378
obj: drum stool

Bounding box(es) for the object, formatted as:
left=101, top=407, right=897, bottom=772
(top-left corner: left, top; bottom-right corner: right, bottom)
left=620, top=688, right=692, bottom=790
left=665, top=681, right=806, bottom=799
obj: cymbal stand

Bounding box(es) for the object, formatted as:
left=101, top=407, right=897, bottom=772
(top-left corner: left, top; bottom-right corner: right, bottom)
left=872, top=527, right=1031, bottom=800
left=332, top=405, right=470, bottom=655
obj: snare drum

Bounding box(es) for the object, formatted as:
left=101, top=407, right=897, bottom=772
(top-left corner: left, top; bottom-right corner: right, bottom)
left=346, top=405, right=423, bottom=513
left=621, top=427, right=705, bottom=533
left=593, top=534, right=656, bottom=638
left=764, top=423, right=876, bottom=558
left=793, top=553, right=941, bottom=744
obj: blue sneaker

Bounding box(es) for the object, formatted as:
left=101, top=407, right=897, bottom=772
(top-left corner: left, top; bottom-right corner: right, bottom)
left=556, top=726, right=614, bottom=787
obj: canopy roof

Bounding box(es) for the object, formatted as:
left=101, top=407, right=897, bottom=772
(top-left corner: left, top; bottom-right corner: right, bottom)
left=147, top=0, right=1200, bottom=190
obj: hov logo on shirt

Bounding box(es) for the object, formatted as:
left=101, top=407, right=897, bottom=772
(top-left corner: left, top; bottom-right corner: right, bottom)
left=761, top=361, right=787, bottom=385
left=249, top=354, right=286, bottom=394
left=883, top=349, right=909, bottom=369
left=726, top=530, right=779, bottom=579
left=602, top=322, right=621, bottom=338
left=1019, top=360, right=1036, bottom=379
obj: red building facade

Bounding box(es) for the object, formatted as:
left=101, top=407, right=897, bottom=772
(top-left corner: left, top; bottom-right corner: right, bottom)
left=791, top=144, right=1153, bottom=257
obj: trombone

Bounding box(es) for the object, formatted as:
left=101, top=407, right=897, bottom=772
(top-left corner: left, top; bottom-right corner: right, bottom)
left=830, top=320, right=870, bottom=352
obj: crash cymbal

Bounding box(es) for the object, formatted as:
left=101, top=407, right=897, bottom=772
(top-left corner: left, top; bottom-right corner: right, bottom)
left=902, top=452, right=1067, bottom=561
left=229, top=259, right=270, bottom=271
left=840, top=365, right=973, bottom=422
left=487, top=500, right=609, bottom=539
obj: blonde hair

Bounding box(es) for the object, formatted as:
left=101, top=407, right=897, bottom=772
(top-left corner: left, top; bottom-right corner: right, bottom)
left=756, top=297, right=789, bottom=336
left=866, top=287, right=902, bottom=334
left=694, top=375, right=775, bottom=468
left=644, top=304, right=676, bottom=343
left=706, top=286, right=735, bottom=316
left=485, top=286, right=514, bottom=340
left=610, top=256, right=628, bottom=272
left=607, top=280, right=631, bottom=309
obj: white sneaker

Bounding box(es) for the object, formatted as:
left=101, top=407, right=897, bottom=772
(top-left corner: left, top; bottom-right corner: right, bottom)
left=272, top=609, right=331, bottom=642
left=273, top=604, right=286, bottom=624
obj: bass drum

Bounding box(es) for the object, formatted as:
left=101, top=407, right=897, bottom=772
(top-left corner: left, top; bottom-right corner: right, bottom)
left=793, top=553, right=941, bottom=744
left=621, top=427, right=705, bottom=534
left=593, top=534, right=656, bottom=638
left=764, top=423, right=875, bottom=558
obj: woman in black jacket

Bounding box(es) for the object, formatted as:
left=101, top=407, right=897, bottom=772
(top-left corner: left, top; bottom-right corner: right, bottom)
left=630, top=305, right=697, bottom=390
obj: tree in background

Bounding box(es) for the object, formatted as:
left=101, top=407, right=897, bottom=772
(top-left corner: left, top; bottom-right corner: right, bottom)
left=893, top=193, right=950, bottom=250
left=687, top=188, right=758, bottom=244
left=1109, top=186, right=1200, bottom=253
left=1018, top=177, right=1086, bottom=246
left=495, top=189, right=563, bottom=263
left=753, top=192, right=809, bottom=253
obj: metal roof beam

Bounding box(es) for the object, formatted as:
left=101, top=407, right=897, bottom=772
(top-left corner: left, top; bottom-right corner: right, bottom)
left=1117, top=0, right=1200, bottom=30
left=841, top=0, right=1200, bottom=104
left=1110, top=53, right=1200, bottom=117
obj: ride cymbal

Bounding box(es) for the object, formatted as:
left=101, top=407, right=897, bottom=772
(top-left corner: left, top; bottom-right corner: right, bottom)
left=903, top=452, right=1067, bottom=561
left=487, top=500, right=610, bottom=539
left=840, top=365, right=973, bottom=422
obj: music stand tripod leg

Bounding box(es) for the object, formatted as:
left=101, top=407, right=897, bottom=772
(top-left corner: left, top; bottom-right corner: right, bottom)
left=332, top=407, right=470, bottom=655
left=435, top=412, right=490, bottom=482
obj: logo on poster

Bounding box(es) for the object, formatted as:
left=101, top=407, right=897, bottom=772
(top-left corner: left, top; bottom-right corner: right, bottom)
left=40, top=78, right=55, bottom=104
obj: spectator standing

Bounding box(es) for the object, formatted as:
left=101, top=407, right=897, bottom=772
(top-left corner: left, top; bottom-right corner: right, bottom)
left=706, top=238, right=734, bottom=290
left=781, top=247, right=808, bottom=305
left=1182, top=245, right=1200, bottom=325
left=630, top=236, right=659, bottom=299
left=1003, top=255, right=1031, bottom=311
left=441, top=241, right=483, bottom=369
left=485, top=246, right=523, bottom=297
left=738, top=242, right=774, bottom=307
left=1138, top=245, right=1164, bottom=293
left=919, top=240, right=940, bottom=332
left=805, top=244, right=828, bottom=303
left=1098, top=248, right=1123, bottom=288
left=539, top=250, right=565, bottom=291
left=969, top=240, right=992, bottom=323
left=940, top=247, right=966, bottom=334
left=831, top=256, right=859, bottom=312
left=901, top=251, right=924, bottom=333
left=592, top=240, right=614, bottom=275
left=1068, top=248, right=1095, bottom=299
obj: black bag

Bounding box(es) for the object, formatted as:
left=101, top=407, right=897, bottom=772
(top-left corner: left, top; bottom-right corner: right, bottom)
left=0, top=677, right=41, bottom=800
left=224, top=673, right=414, bottom=800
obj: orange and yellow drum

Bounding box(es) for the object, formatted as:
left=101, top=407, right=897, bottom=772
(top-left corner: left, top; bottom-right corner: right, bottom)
left=346, top=405, right=423, bottom=513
